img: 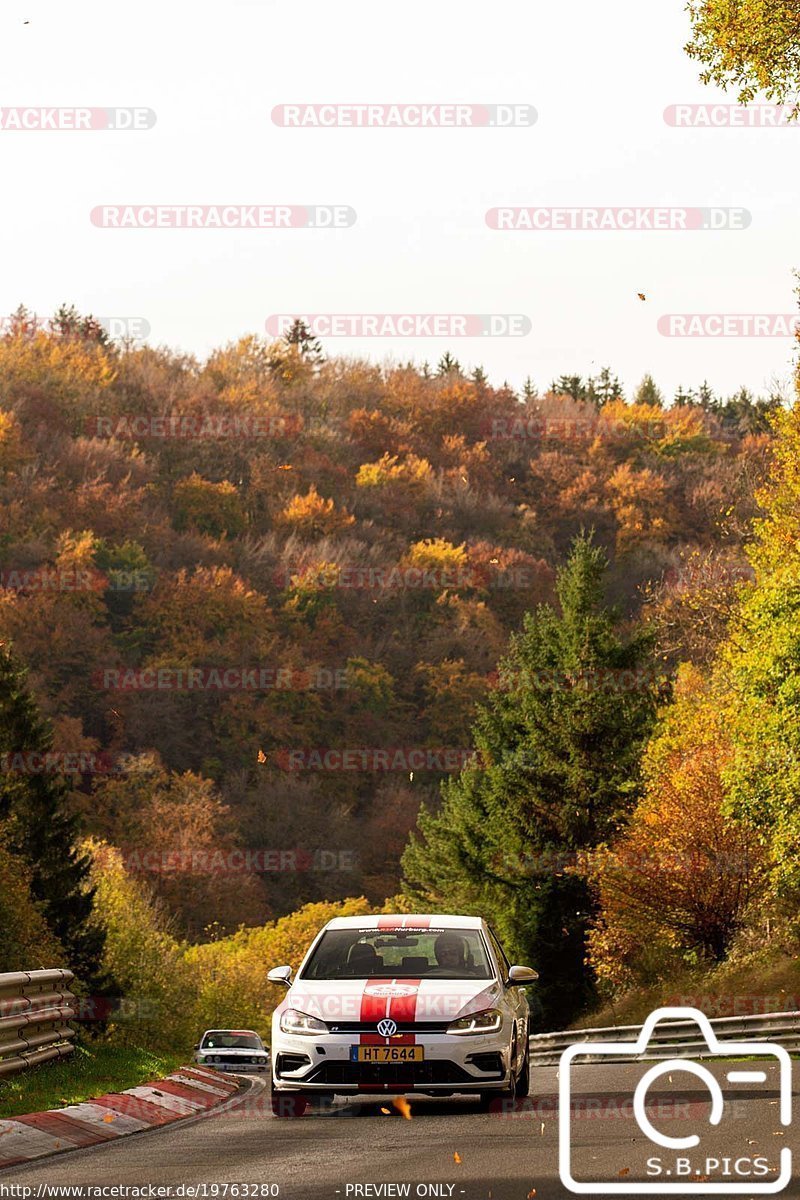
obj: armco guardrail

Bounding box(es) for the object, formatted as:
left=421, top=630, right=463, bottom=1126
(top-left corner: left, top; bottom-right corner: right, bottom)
left=0, top=969, right=77, bottom=1078
left=529, top=1010, right=800, bottom=1065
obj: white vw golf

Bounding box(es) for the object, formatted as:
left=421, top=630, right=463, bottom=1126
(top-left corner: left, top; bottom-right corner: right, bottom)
left=268, top=914, right=538, bottom=1116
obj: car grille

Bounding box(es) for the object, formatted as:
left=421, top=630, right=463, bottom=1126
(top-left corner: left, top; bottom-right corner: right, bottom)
left=306, top=1060, right=479, bottom=1086
left=324, top=1022, right=451, bottom=1035
left=207, top=1054, right=264, bottom=1065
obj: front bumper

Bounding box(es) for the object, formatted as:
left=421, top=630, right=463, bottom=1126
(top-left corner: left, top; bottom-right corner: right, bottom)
left=270, top=1030, right=512, bottom=1094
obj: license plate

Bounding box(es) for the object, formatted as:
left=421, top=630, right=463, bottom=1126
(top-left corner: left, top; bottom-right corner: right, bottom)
left=351, top=1045, right=424, bottom=1063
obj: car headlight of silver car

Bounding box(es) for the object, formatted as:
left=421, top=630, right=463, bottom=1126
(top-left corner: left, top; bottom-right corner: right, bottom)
left=279, top=1008, right=328, bottom=1035
left=446, top=1008, right=503, bottom=1035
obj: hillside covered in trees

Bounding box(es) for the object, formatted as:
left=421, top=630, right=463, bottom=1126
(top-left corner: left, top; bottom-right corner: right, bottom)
left=0, top=307, right=784, bottom=975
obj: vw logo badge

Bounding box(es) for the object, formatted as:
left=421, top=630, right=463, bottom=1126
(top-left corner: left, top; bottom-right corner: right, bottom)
left=377, top=1018, right=398, bottom=1037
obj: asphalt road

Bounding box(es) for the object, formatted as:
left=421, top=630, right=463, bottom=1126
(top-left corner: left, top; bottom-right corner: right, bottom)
left=1, top=1061, right=797, bottom=1200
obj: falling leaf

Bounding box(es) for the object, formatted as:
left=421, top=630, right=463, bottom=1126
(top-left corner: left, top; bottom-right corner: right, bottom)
left=540, top=1122, right=545, bottom=1135
left=257, top=750, right=267, bottom=763
left=277, top=464, right=293, bottom=471
left=392, top=1096, right=412, bottom=1120
left=527, top=1191, right=537, bottom=1199
left=409, top=771, right=414, bottom=782
left=454, top=1152, right=462, bottom=1164
left=637, top=293, right=647, bottom=301
left=618, top=1168, right=630, bottom=1177
left=380, top=1107, right=391, bottom=1115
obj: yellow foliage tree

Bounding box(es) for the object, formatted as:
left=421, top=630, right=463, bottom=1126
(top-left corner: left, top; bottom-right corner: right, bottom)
left=355, top=452, right=433, bottom=488
left=606, top=462, right=674, bottom=552
left=276, top=484, right=355, bottom=538
left=586, top=669, right=767, bottom=989
left=172, top=473, right=246, bottom=538
left=0, top=328, right=115, bottom=430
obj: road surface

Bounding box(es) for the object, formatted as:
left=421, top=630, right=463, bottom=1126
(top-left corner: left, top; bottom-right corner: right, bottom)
left=1, top=1061, right=796, bottom=1199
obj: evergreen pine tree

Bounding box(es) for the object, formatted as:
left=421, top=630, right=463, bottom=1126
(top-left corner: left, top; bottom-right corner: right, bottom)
left=49, top=303, right=110, bottom=347
left=282, top=318, right=324, bottom=366
left=697, top=380, right=716, bottom=409
left=633, top=374, right=664, bottom=408
left=673, top=384, right=696, bottom=407
left=0, top=643, right=104, bottom=983
left=593, top=366, right=624, bottom=404
left=402, top=537, right=661, bottom=1025
left=551, top=375, right=586, bottom=401
left=436, top=351, right=462, bottom=377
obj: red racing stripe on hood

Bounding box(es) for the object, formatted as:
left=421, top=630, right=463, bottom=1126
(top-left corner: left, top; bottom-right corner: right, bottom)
left=359, top=978, right=421, bottom=1044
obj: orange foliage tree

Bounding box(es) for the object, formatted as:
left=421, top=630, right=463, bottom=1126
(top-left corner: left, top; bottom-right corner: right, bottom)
left=586, top=668, right=767, bottom=989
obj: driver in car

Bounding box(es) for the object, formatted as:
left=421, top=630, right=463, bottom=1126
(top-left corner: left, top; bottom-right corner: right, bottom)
left=430, top=931, right=471, bottom=975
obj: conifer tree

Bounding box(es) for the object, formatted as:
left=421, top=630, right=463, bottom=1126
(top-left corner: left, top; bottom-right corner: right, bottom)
left=0, top=643, right=103, bottom=982
left=402, top=537, right=661, bottom=1024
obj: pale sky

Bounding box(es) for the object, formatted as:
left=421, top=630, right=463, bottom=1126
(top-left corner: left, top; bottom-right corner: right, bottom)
left=1, top=0, right=798, bottom=402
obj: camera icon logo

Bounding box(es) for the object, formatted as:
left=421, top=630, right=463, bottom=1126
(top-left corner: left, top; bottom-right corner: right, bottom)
left=558, top=1006, right=792, bottom=1194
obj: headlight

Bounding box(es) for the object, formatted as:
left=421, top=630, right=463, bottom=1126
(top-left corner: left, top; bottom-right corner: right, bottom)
left=280, top=1008, right=328, bottom=1035
left=447, top=1008, right=503, bottom=1035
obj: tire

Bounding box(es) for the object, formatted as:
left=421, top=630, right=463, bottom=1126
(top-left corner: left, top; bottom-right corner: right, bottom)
left=270, top=1090, right=310, bottom=1118
left=479, top=1030, right=528, bottom=1110
left=516, top=1041, right=530, bottom=1098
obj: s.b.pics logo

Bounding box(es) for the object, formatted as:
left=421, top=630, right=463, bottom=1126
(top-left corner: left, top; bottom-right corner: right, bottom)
left=559, top=1007, right=792, bottom=1194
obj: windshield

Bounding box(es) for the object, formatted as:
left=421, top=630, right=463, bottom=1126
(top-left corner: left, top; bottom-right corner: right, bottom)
left=300, top=927, right=493, bottom=980
left=200, top=1031, right=262, bottom=1050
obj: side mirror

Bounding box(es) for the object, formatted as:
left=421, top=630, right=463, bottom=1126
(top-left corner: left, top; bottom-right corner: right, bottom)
left=268, top=965, right=293, bottom=987
left=193, top=1043, right=200, bottom=1051
left=507, top=964, right=538, bottom=985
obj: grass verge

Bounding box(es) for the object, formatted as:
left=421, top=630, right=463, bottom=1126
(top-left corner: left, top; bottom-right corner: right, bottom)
left=0, top=1042, right=185, bottom=1120
left=572, top=948, right=800, bottom=1029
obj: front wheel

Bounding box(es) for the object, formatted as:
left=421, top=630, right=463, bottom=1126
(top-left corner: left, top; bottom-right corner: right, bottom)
left=516, top=1042, right=530, bottom=1098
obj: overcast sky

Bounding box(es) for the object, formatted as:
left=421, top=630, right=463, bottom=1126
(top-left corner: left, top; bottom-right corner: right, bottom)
left=2, top=0, right=798, bottom=402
